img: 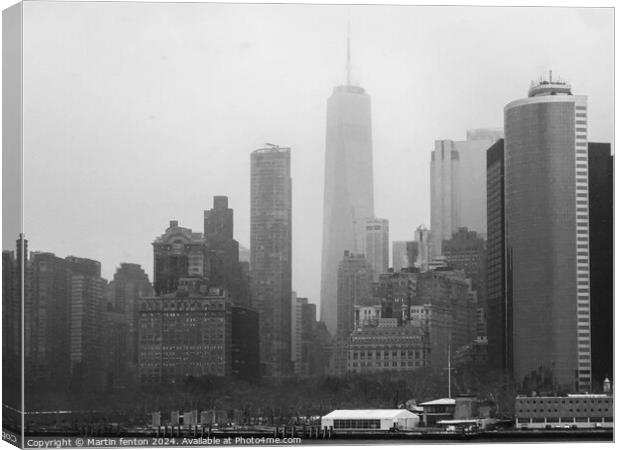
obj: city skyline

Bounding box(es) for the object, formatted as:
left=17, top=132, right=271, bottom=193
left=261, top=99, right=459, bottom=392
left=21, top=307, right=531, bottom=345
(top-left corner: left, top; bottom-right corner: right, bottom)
left=13, top=3, right=613, bottom=313
left=2, top=2, right=615, bottom=440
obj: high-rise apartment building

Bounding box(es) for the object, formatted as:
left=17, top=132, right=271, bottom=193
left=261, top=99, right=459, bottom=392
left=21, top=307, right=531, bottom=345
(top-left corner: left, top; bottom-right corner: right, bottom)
left=103, top=263, right=153, bottom=390
left=250, top=145, right=292, bottom=377
left=505, top=76, right=591, bottom=392
left=430, top=129, right=503, bottom=257
left=485, top=139, right=512, bottom=372
left=152, top=221, right=205, bottom=295
left=320, top=43, right=375, bottom=335
left=26, top=252, right=69, bottom=388
left=363, top=217, right=389, bottom=280
left=69, top=271, right=106, bottom=391
left=2, top=238, right=24, bottom=415
left=587, top=142, right=613, bottom=390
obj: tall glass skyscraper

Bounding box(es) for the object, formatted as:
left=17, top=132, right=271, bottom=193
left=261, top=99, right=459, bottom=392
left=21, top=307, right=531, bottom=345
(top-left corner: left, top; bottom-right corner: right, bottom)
left=505, top=76, right=591, bottom=392
left=430, top=129, right=503, bottom=258
left=250, top=146, right=292, bottom=377
left=320, top=43, right=374, bottom=335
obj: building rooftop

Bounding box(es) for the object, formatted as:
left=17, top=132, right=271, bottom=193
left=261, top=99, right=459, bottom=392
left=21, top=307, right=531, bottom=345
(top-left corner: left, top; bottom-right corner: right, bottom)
left=252, top=145, right=290, bottom=155
left=333, top=85, right=366, bottom=95
left=528, top=72, right=572, bottom=97
left=322, top=409, right=419, bottom=420
left=419, top=398, right=456, bottom=406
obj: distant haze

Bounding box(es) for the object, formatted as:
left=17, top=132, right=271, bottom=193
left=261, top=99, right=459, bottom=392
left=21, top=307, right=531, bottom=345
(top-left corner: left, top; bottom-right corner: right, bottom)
left=18, top=2, right=613, bottom=310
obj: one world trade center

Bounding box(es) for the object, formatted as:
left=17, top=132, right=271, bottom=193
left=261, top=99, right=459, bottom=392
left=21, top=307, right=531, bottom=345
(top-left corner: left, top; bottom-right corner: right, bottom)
left=320, top=34, right=374, bottom=335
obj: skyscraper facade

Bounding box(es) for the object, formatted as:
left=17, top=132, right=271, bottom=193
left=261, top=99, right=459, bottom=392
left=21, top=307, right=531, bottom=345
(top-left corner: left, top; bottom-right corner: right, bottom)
left=204, top=196, right=248, bottom=304
left=414, top=226, right=431, bottom=271
left=392, top=240, right=418, bottom=272
left=69, top=272, right=106, bottom=391
left=250, top=145, right=292, bottom=377
left=587, top=142, right=613, bottom=390
left=26, top=251, right=69, bottom=388
left=430, top=129, right=503, bottom=258
left=291, top=292, right=308, bottom=375
left=485, top=139, right=512, bottom=372
left=138, top=284, right=233, bottom=384
left=103, top=263, right=153, bottom=390
left=363, top=217, right=389, bottom=280
left=442, top=227, right=487, bottom=336
left=334, top=251, right=374, bottom=374
left=320, top=74, right=374, bottom=335
left=505, top=77, right=590, bottom=392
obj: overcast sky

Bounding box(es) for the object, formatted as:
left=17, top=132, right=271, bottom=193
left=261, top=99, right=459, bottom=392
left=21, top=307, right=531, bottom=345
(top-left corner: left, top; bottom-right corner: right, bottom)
left=18, top=2, right=613, bottom=307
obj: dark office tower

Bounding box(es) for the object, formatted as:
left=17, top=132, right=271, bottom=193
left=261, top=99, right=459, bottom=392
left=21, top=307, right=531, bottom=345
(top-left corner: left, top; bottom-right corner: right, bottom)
left=505, top=76, right=590, bottom=392
left=334, top=251, right=373, bottom=374
left=442, top=228, right=485, bottom=288
left=587, top=142, right=612, bottom=391
left=250, top=145, right=292, bottom=377
left=320, top=36, right=374, bottom=336
left=64, top=256, right=106, bottom=392
left=69, top=274, right=106, bottom=391
left=205, top=195, right=234, bottom=239
left=152, top=220, right=205, bottom=295
left=26, top=252, right=70, bottom=388
left=485, top=139, right=511, bottom=372
left=103, top=263, right=153, bottom=390
left=231, top=304, right=260, bottom=380
left=204, top=196, right=248, bottom=304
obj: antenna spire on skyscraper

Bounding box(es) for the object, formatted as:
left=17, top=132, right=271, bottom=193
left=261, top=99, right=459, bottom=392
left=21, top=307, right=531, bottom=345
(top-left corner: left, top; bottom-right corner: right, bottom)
left=346, top=21, right=351, bottom=85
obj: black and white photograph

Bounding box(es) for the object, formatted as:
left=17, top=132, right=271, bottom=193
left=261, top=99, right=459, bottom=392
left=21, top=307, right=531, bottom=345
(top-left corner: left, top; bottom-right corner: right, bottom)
left=1, top=0, right=615, bottom=447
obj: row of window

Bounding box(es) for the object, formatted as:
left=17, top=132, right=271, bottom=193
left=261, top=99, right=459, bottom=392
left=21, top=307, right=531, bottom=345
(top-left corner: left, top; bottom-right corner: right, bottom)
left=518, top=417, right=612, bottom=423
left=333, top=420, right=381, bottom=429
left=519, top=398, right=610, bottom=404
left=350, top=361, right=423, bottom=368
left=351, top=350, right=422, bottom=359
left=519, top=408, right=611, bottom=413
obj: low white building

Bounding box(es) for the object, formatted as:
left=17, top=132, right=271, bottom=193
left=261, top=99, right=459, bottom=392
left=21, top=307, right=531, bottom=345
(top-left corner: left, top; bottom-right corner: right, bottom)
left=321, top=409, right=420, bottom=431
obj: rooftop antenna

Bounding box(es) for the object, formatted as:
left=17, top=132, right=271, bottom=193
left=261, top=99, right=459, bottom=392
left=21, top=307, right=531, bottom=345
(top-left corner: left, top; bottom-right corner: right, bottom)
left=346, top=21, right=352, bottom=85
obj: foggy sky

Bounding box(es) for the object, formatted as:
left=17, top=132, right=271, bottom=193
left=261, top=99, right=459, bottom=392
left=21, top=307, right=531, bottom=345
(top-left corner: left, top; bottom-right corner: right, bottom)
left=16, top=2, right=613, bottom=310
